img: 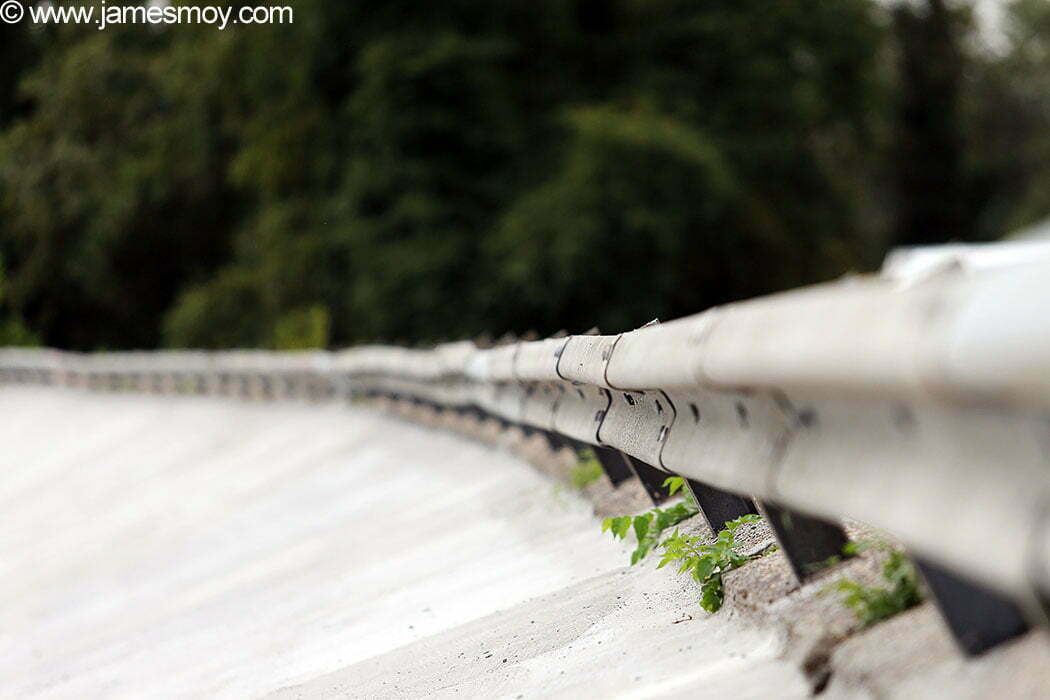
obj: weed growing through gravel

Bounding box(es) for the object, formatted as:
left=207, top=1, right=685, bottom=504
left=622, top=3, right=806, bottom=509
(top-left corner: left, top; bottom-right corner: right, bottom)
left=567, top=449, right=605, bottom=490
left=656, top=514, right=764, bottom=613
left=601, top=477, right=768, bottom=612
left=601, top=477, right=699, bottom=565
left=825, top=541, right=923, bottom=627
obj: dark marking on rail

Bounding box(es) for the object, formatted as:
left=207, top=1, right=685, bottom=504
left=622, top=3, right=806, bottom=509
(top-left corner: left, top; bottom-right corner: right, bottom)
left=796, top=408, right=818, bottom=429
left=735, top=401, right=749, bottom=428
left=893, top=403, right=916, bottom=431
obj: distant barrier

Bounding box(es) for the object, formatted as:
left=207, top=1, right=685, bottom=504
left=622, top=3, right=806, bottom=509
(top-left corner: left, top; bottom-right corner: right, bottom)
left=3, top=240, right=1049, bottom=655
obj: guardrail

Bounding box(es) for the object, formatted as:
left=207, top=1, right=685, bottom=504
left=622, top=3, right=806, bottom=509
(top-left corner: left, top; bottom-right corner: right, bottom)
left=2, top=242, right=1049, bottom=656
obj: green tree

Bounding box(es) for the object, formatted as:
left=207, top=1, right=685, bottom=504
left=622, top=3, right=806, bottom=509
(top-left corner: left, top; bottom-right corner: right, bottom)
left=0, top=253, right=37, bottom=346
left=484, top=0, right=884, bottom=335
left=890, top=0, right=974, bottom=246
left=963, top=0, right=1050, bottom=236
left=2, top=0, right=897, bottom=349
left=0, top=21, right=239, bottom=349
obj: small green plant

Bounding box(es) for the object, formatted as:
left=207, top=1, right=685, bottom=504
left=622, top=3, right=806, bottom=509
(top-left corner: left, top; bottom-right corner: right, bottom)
left=602, top=499, right=699, bottom=565
left=663, top=476, right=686, bottom=496
left=599, top=477, right=767, bottom=613
left=825, top=541, right=923, bottom=627
left=656, top=514, right=763, bottom=613
left=567, top=449, right=605, bottom=490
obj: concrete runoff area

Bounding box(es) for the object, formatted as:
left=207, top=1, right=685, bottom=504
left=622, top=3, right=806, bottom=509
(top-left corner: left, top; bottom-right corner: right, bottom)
left=0, top=388, right=804, bottom=698
left=1, top=387, right=1046, bottom=698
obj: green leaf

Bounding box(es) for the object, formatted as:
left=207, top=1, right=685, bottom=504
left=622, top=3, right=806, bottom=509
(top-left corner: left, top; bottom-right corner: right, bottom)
left=694, top=556, right=718, bottom=582
left=662, top=476, right=685, bottom=496
left=633, top=517, right=650, bottom=541
left=700, top=576, right=724, bottom=613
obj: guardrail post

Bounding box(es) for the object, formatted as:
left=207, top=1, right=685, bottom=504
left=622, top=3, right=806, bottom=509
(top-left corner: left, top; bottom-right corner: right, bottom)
left=757, top=501, right=850, bottom=581
left=589, top=444, right=634, bottom=486
left=622, top=454, right=673, bottom=504
left=914, top=557, right=1031, bottom=656
left=543, top=430, right=567, bottom=452
left=684, top=479, right=759, bottom=533
left=461, top=406, right=487, bottom=428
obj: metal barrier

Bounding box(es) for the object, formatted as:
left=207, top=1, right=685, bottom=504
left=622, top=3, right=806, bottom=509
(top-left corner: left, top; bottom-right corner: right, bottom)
left=2, top=243, right=1049, bottom=655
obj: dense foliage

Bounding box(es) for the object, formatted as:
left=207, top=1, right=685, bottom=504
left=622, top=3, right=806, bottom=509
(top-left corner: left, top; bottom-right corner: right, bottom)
left=0, top=0, right=1048, bottom=349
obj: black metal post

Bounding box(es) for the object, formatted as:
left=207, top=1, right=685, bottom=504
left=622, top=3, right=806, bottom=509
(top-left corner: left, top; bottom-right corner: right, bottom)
left=542, top=430, right=568, bottom=452
left=758, top=500, right=851, bottom=581
left=914, top=557, right=1031, bottom=656
left=685, top=479, right=759, bottom=533
left=622, top=454, right=673, bottom=505
left=589, top=444, right=635, bottom=486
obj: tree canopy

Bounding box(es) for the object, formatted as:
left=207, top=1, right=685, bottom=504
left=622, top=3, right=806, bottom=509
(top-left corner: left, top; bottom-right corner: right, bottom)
left=1, top=0, right=1048, bottom=350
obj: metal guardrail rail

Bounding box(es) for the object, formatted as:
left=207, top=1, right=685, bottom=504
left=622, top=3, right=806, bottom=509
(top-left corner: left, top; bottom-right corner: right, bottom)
left=2, top=243, right=1049, bottom=655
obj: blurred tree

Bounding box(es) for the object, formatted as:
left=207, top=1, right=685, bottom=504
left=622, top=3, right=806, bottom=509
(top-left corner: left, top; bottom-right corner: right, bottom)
left=886, top=0, right=1050, bottom=245
left=165, top=0, right=357, bottom=347
left=890, top=0, right=973, bottom=246
left=6, top=0, right=1047, bottom=350
left=483, top=0, right=885, bottom=335
left=0, top=20, right=39, bottom=347
left=273, top=306, right=331, bottom=351
left=163, top=267, right=268, bottom=349
left=0, top=23, right=37, bottom=125
left=333, top=30, right=525, bottom=341
left=963, top=0, right=1050, bottom=236
left=0, top=20, right=239, bottom=349
left=484, top=106, right=738, bottom=334
left=167, top=0, right=590, bottom=345
left=0, top=253, right=38, bottom=346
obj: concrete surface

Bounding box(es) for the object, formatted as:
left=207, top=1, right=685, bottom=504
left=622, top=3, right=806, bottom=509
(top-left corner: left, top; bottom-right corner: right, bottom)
left=0, top=388, right=807, bottom=699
